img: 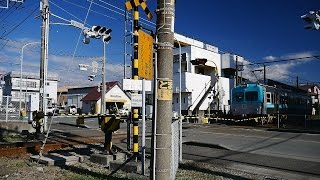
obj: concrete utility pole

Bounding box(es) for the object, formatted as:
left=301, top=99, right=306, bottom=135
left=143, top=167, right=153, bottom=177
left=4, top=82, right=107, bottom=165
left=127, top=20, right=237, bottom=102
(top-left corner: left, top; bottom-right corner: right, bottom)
left=40, top=0, right=49, bottom=131
left=235, top=55, right=238, bottom=86
left=155, top=0, right=175, bottom=179
left=263, top=64, right=266, bottom=85
left=101, top=42, right=106, bottom=114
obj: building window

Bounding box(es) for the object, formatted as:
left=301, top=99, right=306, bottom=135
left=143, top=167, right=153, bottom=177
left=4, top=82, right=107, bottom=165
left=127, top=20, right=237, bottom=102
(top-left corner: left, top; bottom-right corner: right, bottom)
left=183, top=98, right=185, bottom=103
left=176, top=98, right=178, bottom=103
left=27, top=81, right=37, bottom=88
left=46, top=94, right=50, bottom=97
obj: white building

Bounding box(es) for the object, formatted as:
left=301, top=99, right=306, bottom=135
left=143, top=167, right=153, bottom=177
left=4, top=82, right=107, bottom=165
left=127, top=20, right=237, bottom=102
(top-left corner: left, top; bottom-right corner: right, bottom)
left=2, top=71, right=59, bottom=107
left=172, top=34, right=240, bottom=116
left=81, top=81, right=131, bottom=114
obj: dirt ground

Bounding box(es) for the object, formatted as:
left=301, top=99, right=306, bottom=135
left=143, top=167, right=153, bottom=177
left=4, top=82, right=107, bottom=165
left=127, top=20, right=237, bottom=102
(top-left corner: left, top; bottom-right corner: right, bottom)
left=0, top=156, right=226, bottom=180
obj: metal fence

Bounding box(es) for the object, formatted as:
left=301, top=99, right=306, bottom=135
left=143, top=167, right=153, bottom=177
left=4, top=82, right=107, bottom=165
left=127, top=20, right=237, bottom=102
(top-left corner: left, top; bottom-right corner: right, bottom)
left=0, top=96, right=21, bottom=121
left=171, top=119, right=182, bottom=180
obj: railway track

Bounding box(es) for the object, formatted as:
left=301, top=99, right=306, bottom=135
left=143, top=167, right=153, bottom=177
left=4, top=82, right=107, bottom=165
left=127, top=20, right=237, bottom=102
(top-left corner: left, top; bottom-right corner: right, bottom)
left=0, top=131, right=127, bottom=157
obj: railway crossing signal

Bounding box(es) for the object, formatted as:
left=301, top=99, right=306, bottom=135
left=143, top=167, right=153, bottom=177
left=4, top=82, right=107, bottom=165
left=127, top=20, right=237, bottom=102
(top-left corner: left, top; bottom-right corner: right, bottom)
left=301, top=10, right=320, bottom=30
left=88, top=75, right=96, bottom=81
left=125, top=0, right=153, bottom=20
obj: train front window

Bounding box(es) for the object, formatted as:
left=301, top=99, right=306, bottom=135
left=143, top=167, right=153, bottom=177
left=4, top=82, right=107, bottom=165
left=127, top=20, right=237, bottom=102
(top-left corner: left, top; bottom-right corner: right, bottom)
left=245, top=91, right=258, bottom=101
left=234, top=92, right=244, bottom=102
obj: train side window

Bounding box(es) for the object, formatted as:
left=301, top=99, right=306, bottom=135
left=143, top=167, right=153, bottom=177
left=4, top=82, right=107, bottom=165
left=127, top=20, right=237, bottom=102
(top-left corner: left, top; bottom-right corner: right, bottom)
left=245, top=91, right=258, bottom=101
left=266, top=92, right=271, bottom=103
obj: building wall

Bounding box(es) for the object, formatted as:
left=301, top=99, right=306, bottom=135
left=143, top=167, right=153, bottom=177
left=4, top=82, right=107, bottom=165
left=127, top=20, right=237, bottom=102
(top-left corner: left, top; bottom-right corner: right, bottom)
left=67, top=94, right=85, bottom=108
left=3, top=73, right=58, bottom=106
left=219, top=77, right=235, bottom=113
left=83, top=85, right=131, bottom=114
left=67, top=87, right=94, bottom=108
left=172, top=40, right=223, bottom=113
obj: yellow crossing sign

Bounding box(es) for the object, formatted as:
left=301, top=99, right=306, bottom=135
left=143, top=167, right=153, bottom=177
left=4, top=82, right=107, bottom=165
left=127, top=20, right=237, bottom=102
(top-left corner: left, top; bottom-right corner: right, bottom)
left=138, top=30, right=153, bottom=80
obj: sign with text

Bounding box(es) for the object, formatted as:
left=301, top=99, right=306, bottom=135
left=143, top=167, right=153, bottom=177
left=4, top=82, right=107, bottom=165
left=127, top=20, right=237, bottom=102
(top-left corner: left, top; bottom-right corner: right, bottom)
left=157, top=79, right=173, bottom=101
left=138, top=30, right=153, bottom=80
left=122, top=79, right=152, bottom=91
left=131, top=94, right=142, bottom=107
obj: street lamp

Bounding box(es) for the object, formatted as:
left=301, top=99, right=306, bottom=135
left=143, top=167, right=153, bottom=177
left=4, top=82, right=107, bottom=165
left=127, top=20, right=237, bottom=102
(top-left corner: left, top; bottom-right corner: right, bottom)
left=20, top=42, right=40, bottom=114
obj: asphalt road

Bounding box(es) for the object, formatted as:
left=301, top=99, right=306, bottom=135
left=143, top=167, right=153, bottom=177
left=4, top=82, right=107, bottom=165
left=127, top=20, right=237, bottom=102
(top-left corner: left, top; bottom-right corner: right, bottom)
left=49, top=116, right=320, bottom=178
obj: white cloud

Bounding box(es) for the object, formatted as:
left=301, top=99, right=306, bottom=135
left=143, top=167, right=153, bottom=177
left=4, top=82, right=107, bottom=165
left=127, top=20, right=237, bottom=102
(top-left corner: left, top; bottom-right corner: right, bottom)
left=263, top=55, right=277, bottom=61
left=241, top=51, right=318, bottom=84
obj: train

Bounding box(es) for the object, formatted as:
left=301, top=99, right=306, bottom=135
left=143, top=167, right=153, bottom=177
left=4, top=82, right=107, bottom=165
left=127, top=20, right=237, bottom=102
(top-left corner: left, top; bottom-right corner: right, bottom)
left=230, top=82, right=312, bottom=124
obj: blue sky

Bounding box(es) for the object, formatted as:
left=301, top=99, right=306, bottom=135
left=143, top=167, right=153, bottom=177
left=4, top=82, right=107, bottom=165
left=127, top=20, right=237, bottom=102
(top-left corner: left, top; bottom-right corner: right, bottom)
left=0, top=0, right=319, bottom=86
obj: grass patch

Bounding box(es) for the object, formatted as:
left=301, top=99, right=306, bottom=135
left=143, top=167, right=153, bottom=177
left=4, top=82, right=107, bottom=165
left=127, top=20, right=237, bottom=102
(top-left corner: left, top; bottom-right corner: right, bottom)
left=0, top=134, right=23, bottom=143
left=67, top=173, right=97, bottom=180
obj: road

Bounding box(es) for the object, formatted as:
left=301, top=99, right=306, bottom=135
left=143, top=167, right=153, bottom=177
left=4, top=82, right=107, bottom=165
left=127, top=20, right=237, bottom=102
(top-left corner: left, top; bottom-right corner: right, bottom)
left=182, top=123, right=320, bottom=163
left=48, top=116, right=320, bottom=178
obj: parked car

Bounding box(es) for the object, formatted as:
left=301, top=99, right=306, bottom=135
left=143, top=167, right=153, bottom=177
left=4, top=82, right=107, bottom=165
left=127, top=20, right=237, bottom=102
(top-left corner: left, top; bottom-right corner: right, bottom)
left=66, top=105, right=77, bottom=114
left=54, top=106, right=66, bottom=114
left=46, top=106, right=54, bottom=115
left=118, top=108, right=130, bottom=117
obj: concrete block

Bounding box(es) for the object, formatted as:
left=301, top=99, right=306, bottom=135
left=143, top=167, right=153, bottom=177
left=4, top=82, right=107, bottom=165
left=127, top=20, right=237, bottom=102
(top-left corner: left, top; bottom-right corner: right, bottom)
left=69, top=152, right=84, bottom=162
left=30, top=152, right=83, bottom=166
left=0, top=122, right=35, bottom=136
left=114, top=152, right=126, bottom=161
left=90, top=153, right=114, bottom=166
left=109, top=160, right=141, bottom=173
left=30, top=155, right=65, bottom=166
left=50, top=152, right=83, bottom=165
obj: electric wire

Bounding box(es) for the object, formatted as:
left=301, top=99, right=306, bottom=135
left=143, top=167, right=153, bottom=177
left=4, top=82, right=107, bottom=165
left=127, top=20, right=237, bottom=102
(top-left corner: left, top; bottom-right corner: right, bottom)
left=89, top=0, right=155, bottom=28
left=0, top=5, right=38, bottom=39
left=62, top=0, right=118, bottom=21
left=243, top=55, right=320, bottom=66
left=49, top=0, right=89, bottom=26
left=0, top=1, right=18, bottom=22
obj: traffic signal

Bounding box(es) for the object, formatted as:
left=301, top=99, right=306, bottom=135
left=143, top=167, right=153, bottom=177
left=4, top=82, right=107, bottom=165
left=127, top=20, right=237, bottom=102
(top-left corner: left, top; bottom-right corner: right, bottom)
left=301, top=11, right=320, bottom=30
left=88, top=75, right=96, bottom=81
left=191, top=58, right=207, bottom=66
left=91, top=26, right=112, bottom=43
left=91, top=26, right=112, bottom=36
left=103, top=34, right=112, bottom=43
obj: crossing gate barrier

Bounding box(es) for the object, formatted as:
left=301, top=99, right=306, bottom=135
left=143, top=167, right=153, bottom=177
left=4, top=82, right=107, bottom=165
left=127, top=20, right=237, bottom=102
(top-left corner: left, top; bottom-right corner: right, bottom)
left=202, top=117, right=208, bottom=124
left=184, top=115, right=199, bottom=123
left=100, top=115, right=121, bottom=133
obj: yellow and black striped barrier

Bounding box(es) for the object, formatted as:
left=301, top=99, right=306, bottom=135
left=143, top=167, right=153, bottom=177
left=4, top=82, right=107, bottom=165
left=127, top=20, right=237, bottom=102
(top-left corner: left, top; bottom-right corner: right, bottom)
left=125, top=0, right=153, bottom=20
left=184, top=115, right=199, bottom=123
left=125, top=0, right=152, bottom=155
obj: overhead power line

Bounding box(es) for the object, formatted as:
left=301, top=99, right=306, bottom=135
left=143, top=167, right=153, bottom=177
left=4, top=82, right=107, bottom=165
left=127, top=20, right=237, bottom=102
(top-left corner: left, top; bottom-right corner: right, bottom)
left=0, top=5, right=39, bottom=40
left=244, top=55, right=320, bottom=66
left=61, top=0, right=118, bottom=21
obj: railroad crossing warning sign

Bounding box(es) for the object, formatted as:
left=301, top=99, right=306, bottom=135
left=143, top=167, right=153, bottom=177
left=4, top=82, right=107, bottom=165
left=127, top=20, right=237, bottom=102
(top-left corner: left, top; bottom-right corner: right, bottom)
left=157, top=79, right=173, bottom=101
left=125, top=0, right=153, bottom=20
left=138, top=30, right=153, bottom=80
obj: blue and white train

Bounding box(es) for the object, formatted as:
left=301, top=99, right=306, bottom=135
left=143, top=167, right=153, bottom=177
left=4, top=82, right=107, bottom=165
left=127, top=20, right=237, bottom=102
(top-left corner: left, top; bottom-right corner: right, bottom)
left=230, top=83, right=312, bottom=123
